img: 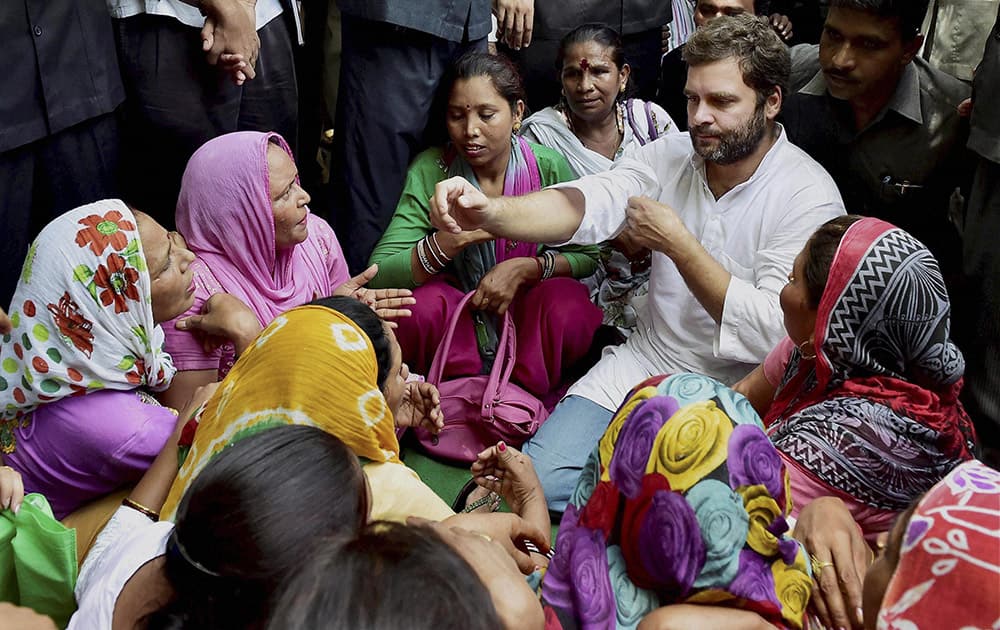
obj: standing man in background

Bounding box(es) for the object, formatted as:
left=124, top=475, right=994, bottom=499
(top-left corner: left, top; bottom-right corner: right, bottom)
left=1, top=1, right=125, bottom=307
left=500, top=1, right=672, bottom=114
left=961, top=8, right=1000, bottom=466
left=110, top=0, right=299, bottom=227
left=332, top=0, right=507, bottom=273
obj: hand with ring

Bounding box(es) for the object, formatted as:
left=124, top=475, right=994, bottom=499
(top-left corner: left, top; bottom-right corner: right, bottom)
left=810, top=553, right=834, bottom=579
left=793, top=497, right=870, bottom=629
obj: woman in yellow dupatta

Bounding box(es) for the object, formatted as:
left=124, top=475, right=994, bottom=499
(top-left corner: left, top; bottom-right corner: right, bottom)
left=161, top=303, right=453, bottom=521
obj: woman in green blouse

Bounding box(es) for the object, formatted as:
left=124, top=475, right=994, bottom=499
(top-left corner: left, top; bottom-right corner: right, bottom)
left=368, top=51, right=602, bottom=404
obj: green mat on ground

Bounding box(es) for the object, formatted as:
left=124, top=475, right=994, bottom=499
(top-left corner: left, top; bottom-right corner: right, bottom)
left=399, top=445, right=471, bottom=509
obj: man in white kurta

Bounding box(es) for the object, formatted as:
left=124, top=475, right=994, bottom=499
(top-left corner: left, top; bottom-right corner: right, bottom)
left=430, top=14, right=845, bottom=510
left=554, top=127, right=844, bottom=411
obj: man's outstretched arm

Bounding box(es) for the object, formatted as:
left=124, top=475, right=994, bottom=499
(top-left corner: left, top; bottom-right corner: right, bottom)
left=430, top=176, right=586, bottom=244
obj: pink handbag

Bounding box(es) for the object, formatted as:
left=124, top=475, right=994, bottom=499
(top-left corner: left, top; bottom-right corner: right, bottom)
left=414, top=291, right=549, bottom=463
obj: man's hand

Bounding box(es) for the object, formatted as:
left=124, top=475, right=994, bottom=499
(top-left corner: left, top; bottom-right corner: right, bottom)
left=769, top=13, right=794, bottom=41
left=430, top=177, right=493, bottom=234
left=624, top=196, right=693, bottom=258
left=217, top=52, right=251, bottom=85
left=958, top=97, right=973, bottom=117
left=493, top=0, right=534, bottom=49
left=0, top=307, right=11, bottom=335
left=201, top=0, right=259, bottom=83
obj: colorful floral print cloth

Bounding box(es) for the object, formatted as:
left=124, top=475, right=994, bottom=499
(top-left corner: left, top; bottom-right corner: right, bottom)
left=0, top=200, right=175, bottom=453
left=542, top=373, right=812, bottom=630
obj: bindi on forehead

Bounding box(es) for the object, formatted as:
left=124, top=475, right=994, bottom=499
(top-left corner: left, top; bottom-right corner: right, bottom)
left=580, top=58, right=589, bottom=70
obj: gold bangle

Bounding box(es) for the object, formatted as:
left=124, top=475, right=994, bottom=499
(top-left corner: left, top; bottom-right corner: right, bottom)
left=122, top=497, right=160, bottom=522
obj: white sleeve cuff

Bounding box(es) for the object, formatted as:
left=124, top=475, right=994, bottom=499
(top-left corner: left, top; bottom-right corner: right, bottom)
left=715, top=276, right=786, bottom=364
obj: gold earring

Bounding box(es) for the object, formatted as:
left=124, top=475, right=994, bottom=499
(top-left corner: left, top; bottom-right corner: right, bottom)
left=798, top=339, right=817, bottom=361
left=619, top=83, right=626, bottom=94
left=513, top=120, right=522, bottom=133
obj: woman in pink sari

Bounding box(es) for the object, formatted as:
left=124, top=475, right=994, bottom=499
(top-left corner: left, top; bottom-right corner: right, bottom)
left=368, top=52, right=603, bottom=406
left=161, top=131, right=413, bottom=408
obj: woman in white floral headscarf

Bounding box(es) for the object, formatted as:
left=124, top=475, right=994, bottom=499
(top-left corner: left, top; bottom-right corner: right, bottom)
left=0, top=200, right=217, bottom=518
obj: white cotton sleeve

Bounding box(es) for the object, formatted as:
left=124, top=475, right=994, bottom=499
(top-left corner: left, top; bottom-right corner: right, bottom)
left=549, top=154, right=661, bottom=246
left=715, top=196, right=844, bottom=364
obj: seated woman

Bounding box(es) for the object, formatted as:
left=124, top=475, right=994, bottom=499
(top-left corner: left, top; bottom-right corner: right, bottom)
left=367, top=51, right=602, bottom=405
left=793, top=459, right=1000, bottom=630
left=161, top=131, right=414, bottom=409
left=541, top=373, right=812, bottom=630
left=269, top=520, right=545, bottom=630
left=735, top=216, right=976, bottom=539
left=68, top=424, right=369, bottom=628
left=162, top=297, right=552, bottom=547
left=0, top=201, right=257, bottom=518
left=520, top=24, right=677, bottom=334
left=160, top=299, right=449, bottom=520
left=861, top=459, right=999, bottom=630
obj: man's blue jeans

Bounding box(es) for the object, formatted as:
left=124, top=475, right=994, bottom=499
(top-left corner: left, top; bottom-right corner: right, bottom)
left=521, top=395, right=614, bottom=513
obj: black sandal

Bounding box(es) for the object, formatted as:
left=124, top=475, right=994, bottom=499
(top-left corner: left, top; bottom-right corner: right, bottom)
left=451, top=478, right=501, bottom=513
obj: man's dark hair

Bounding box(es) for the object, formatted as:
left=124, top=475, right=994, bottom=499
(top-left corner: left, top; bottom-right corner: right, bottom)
left=683, top=13, right=791, bottom=103
left=829, top=0, right=930, bottom=40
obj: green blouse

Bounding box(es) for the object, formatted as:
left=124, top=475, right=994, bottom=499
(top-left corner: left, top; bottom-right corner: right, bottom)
left=368, top=143, right=599, bottom=289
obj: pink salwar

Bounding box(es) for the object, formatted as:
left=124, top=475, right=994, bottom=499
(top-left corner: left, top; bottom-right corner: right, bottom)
left=394, top=276, right=602, bottom=404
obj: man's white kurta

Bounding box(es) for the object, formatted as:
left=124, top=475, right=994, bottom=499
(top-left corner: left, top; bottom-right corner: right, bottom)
left=552, top=127, right=845, bottom=410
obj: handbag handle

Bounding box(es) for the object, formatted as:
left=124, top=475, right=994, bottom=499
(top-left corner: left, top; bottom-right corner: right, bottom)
left=427, top=290, right=476, bottom=386
left=481, top=305, right=517, bottom=421
left=426, top=291, right=518, bottom=419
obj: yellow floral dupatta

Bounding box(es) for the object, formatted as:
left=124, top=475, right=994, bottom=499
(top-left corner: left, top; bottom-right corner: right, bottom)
left=162, top=305, right=400, bottom=519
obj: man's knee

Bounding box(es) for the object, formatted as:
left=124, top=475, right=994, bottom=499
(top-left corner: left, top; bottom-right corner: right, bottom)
left=522, top=395, right=615, bottom=512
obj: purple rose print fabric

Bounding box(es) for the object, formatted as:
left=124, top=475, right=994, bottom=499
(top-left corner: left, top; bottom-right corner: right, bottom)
left=541, top=374, right=813, bottom=630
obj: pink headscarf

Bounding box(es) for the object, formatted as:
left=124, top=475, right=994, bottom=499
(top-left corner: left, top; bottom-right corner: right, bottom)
left=176, top=132, right=349, bottom=324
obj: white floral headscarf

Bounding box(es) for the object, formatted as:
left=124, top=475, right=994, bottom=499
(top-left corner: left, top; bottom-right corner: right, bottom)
left=1, top=200, right=176, bottom=453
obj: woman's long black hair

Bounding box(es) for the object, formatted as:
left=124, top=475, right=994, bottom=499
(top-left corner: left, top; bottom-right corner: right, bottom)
left=146, top=425, right=369, bottom=629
